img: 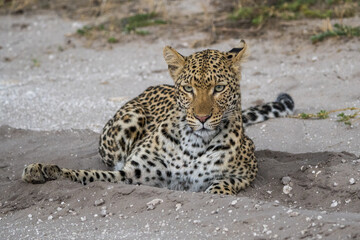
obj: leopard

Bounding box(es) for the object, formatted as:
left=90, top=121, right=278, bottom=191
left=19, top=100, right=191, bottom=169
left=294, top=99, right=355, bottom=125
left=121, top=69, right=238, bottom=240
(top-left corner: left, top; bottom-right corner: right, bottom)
left=22, top=40, right=294, bottom=195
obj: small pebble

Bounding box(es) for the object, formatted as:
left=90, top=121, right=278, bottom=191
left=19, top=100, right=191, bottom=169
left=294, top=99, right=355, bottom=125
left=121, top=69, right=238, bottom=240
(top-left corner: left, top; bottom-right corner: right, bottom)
left=94, top=199, right=105, bottom=206
left=146, top=198, right=163, bottom=210
left=100, top=209, right=107, bottom=217
left=175, top=203, right=182, bottom=211
left=301, top=230, right=309, bottom=235
left=230, top=200, right=237, bottom=206
left=353, top=159, right=360, bottom=163
left=80, top=216, right=86, bottom=222
left=283, top=185, right=292, bottom=195
left=211, top=210, right=218, bottom=214
left=330, top=200, right=338, bottom=208
left=254, top=204, right=261, bottom=210
left=288, top=211, right=300, bottom=217
left=48, top=215, right=53, bottom=220
left=281, top=176, right=291, bottom=185
left=100, top=206, right=107, bottom=217
left=349, top=178, right=356, bottom=185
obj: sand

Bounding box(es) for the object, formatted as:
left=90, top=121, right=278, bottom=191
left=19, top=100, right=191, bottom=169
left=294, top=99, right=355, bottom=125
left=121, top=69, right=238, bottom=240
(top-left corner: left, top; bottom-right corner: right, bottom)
left=1, top=11, right=360, bottom=240
left=1, top=126, right=359, bottom=239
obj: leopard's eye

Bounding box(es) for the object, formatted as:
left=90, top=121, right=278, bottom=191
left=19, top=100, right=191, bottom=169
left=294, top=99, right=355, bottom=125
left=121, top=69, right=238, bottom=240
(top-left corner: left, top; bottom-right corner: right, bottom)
left=214, top=85, right=225, bottom=93
left=183, top=85, right=193, bottom=93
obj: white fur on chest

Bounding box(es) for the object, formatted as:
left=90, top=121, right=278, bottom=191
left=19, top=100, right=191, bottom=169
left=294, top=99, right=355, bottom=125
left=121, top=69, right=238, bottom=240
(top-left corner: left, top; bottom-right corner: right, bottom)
left=163, top=130, right=226, bottom=192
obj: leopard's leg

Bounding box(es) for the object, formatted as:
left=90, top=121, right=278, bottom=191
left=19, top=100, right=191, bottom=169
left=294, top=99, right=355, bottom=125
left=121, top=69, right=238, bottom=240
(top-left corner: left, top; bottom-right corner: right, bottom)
left=205, top=135, right=257, bottom=195
left=242, top=93, right=294, bottom=127
left=22, top=156, right=171, bottom=187
left=205, top=178, right=251, bottom=195
left=99, top=100, right=147, bottom=168
left=22, top=163, right=128, bottom=185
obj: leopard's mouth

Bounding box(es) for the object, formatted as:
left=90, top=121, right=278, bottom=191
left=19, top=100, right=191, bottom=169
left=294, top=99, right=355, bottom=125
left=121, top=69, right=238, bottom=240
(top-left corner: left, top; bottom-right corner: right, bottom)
left=185, top=114, right=221, bottom=133
left=192, top=128, right=220, bottom=141
left=192, top=123, right=214, bottom=132
left=197, top=127, right=212, bottom=132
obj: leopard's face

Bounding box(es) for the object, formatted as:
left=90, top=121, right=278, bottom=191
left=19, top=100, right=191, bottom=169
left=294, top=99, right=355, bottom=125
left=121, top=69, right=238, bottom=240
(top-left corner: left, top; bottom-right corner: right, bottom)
left=174, top=50, right=240, bottom=132
left=164, top=41, right=248, bottom=133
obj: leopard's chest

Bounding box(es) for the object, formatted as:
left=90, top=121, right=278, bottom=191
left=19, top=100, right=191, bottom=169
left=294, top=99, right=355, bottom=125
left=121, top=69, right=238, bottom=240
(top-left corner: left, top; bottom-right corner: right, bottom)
left=161, top=132, right=228, bottom=192
left=167, top=154, right=225, bottom=192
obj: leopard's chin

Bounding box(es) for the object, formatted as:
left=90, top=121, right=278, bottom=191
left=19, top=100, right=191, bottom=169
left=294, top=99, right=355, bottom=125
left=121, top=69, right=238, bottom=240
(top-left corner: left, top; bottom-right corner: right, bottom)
left=196, top=128, right=213, bottom=133
left=193, top=127, right=218, bottom=139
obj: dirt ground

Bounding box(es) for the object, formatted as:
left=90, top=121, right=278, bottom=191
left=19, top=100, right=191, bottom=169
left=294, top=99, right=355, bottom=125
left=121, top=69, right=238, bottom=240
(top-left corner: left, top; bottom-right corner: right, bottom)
left=1, top=126, right=359, bottom=239
left=0, top=2, right=360, bottom=239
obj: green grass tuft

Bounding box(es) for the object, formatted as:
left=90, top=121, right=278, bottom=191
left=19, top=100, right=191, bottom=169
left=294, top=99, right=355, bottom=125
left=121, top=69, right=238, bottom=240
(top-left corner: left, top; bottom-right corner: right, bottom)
left=77, top=26, right=93, bottom=36
left=316, top=110, right=329, bottom=119
left=32, top=58, right=40, bottom=67
left=107, top=37, right=118, bottom=43
left=337, top=112, right=357, bottom=126
left=122, top=12, right=167, bottom=33
left=135, top=30, right=150, bottom=36
left=311, top=24, right=360, bottom=43
left=74, top=12, right=166, bottom=44
left=299, top=113, right=311, bottom=119
left=303, top=9, right=333, bottom=18
left=229, top=7, right=254, bottom=20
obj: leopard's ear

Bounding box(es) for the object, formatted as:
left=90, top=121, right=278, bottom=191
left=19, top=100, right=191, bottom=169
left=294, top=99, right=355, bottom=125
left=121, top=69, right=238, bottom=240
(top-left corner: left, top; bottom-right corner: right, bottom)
left=227, top=40, right=249, bottom=71
left=163, top=46, right=185, bottom=80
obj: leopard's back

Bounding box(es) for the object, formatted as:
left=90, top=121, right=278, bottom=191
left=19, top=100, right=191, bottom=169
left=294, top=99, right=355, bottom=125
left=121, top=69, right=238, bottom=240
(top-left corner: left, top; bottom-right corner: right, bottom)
left=99, top=85, right=177, bottom=167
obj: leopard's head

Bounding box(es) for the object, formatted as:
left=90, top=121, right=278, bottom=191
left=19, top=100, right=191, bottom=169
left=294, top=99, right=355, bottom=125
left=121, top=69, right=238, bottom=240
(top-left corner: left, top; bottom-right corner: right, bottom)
left=163, top=40, right=248, bottom=133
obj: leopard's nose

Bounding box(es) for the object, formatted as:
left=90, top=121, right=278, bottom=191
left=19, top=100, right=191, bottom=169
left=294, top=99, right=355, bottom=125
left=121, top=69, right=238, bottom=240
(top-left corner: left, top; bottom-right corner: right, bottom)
left=194, top=114, right=211, bottom=123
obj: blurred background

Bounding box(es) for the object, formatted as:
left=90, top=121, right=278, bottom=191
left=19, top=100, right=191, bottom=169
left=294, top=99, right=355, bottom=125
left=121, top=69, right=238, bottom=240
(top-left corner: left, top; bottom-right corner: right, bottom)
left=1, top=0, right=359, bottom=46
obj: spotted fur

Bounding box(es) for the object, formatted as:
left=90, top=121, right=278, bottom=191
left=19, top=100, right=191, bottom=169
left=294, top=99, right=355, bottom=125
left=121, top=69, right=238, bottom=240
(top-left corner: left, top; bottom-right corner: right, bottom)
left=22, top=40, right=294, bottom=195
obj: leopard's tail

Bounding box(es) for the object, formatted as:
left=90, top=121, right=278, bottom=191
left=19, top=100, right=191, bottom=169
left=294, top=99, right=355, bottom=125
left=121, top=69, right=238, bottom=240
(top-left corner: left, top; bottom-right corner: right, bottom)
left=242, top=93, right=294, bottom=127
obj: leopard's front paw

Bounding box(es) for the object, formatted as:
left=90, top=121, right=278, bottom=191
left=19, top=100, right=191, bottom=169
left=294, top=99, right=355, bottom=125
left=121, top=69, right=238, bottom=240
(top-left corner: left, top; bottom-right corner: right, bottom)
left=22, top=163, right=62, bottom=184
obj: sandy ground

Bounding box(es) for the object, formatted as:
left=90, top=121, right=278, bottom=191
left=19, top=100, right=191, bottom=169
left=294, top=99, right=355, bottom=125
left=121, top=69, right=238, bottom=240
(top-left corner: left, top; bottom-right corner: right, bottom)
left=1, top=126, right=359, bottom=239
left=0, top=10, right=360, bottom=240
